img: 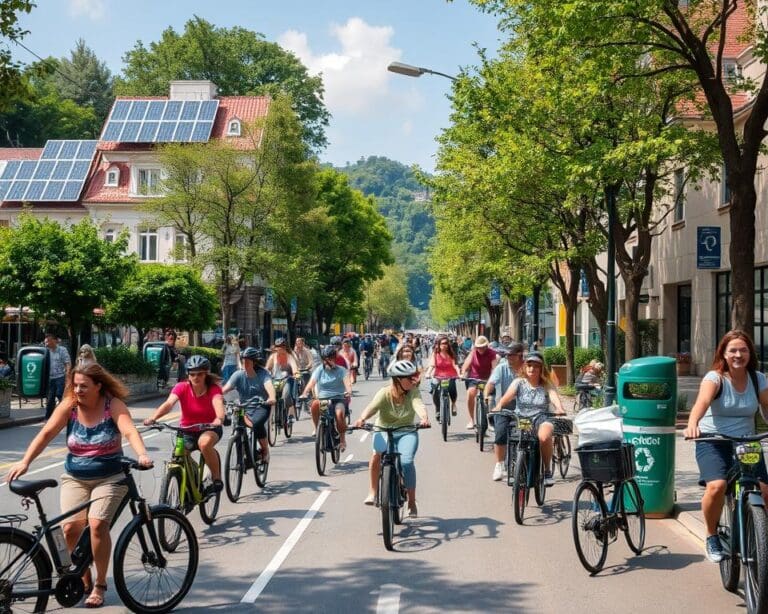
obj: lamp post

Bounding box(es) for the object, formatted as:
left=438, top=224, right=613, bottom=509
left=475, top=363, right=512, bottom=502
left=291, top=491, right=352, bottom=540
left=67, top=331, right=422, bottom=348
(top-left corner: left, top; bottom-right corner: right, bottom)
left=604, top=185, right=617, bottom=405
left=387, top=61, right=457, bottom=82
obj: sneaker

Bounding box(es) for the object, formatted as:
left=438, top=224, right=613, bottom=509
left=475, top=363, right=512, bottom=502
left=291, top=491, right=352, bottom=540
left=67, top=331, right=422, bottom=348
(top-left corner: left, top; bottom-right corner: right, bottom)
left=288, top=415, right=296, bottom=425
left=407, top=503, right=418, bottom=518
left=544, top=471, right=555, bottom=487
left=435, top=412, right=440, bottom=423
left=363, top=493, right=375, bottom=506
left=451, top=404, right=457, bottom=416
left=466, top=421, right=476, bottom=430
left=492, top=462, right=505, bottom=481
left=706, top=535, right=725, bottom=563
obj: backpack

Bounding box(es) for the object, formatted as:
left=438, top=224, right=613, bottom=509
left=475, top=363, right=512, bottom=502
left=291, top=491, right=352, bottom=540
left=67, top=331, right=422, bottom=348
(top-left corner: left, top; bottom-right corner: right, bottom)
left=712, top=369, right=760, bottom=401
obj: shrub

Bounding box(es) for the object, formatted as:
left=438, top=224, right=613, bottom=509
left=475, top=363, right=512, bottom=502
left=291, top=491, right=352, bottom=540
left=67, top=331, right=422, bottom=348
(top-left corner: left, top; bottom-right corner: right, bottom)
left=542, top=346, right=566, bottom=366
left=94, top=346, right=154, bottom=377
left=178, top=346, right=223, bottom=374
left=574, top=347, right=604, bottom=372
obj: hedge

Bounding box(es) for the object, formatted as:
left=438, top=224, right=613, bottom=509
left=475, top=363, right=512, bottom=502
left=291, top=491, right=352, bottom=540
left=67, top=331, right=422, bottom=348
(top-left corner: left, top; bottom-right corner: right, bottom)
left=178, top=346, right=223, bottom=374
left=94, top=346, right=155, bottom=377
left=541, top=345, right=604, bottom=372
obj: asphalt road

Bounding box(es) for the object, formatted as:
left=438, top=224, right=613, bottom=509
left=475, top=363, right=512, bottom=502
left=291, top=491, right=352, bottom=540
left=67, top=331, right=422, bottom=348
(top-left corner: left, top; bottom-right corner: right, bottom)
left=0, top=373, right=744, bottom=613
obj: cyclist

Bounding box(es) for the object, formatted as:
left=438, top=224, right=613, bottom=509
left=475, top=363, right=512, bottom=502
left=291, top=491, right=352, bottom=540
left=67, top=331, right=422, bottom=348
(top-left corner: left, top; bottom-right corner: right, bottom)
left=460, top=335, right=498, bottom=430
left=485, top=342, right=525, bottom=481
left=145, top=354, right=225, bottom=493
left=221, top=347, right=276, bottom=463
left=293, top=336, right=315, bottom=395
left=360, top=334, right=376, bottom=376
left=329, top=335, right=350, bottom=368
left=396, top=344, right=422, bottom=383
left=493, top=351, right=566, bottom=486
left=265, top=338, right=299, bottom=423
left=378, top=334, right=392, bottom=374
left=355, top=360, right=430, bottom=516
left=425, top=334, right=460, bottom=420
left=340, top=338, right=359, bottom=384
left=683, top=330, right=768, bottom=562
left=7, top=362, right=152, bottom=608
left=301, top=346, right=352, bottom=450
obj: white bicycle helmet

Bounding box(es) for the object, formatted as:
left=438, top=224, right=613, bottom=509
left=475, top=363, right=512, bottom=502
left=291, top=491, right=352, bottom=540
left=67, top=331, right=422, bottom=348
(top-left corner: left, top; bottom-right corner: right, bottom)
left=387, top=359, right=418, bottom=378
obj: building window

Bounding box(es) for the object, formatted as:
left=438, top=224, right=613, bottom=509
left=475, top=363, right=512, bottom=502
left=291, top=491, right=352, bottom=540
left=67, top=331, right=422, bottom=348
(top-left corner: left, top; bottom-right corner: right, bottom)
left=174, top=231, right=187, bottom=262
left=0, top=219, right=8, bottom=228
left=716, top=268, right=768, bottom=371
left=723, top=60, right=741, bottom=82
left=673, top=168, right=685, bottom=223
left=134, top=168, right=162, bottom=196
left=105, top=168, right=119, bottom=187
left=227, top=119, right=241, bottom=136
left=104, top=228, right=116, bottom=243
left=721, top=162, right=731, bottom=206
left=139, top=228, right=158, bottom=261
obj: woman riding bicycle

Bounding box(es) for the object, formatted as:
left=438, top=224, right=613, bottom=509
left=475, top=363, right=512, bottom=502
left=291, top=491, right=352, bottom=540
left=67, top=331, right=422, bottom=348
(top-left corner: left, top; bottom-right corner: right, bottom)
left=221, top=347, right=277, bottom=463
left=301, top=346, right=352, bottom=450
left=145, top=354, right=226, bottom=494
left=265, top=338, right=299, bottom=424
left=355, top=360, right=430, bottom=517
left=7, top=362, right=152, bottom=608
left=425, top=334, right=461, bottom=419
left=493, top=351, right=566, bottom=487
left=683, top=329, right=768, bottom=562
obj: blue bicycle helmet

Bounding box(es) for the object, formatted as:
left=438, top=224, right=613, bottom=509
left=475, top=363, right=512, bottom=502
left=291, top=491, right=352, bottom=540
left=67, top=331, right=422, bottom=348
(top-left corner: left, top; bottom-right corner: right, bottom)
left=241, top=347, right=264, bottom=362
left=186, top=354, right=210, bottom=371
left=321, top=346, right=337, bottom=359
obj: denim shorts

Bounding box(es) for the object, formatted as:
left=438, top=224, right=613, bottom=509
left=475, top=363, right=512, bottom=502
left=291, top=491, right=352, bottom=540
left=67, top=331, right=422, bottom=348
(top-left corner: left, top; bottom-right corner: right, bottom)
left=695, top=439, right=768, bottom=485
left=183, top=426, right=223, bottom=451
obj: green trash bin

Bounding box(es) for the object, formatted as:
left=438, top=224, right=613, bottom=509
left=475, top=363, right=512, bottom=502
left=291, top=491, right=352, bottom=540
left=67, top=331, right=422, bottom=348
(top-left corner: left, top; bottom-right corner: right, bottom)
left=617, top=356, right=677, bottom=517
left=16, top=348, right=47, bottom=397
left=143, top=342, right=166, bottom=381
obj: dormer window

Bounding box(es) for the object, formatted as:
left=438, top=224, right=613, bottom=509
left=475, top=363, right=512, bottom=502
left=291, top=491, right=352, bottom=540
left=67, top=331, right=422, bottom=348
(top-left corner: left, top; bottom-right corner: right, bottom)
left=227, top=119, right=241, bottom=136
left=105, top=167, right=120, bottom=187
left=723, top=60, right=742, bottom=82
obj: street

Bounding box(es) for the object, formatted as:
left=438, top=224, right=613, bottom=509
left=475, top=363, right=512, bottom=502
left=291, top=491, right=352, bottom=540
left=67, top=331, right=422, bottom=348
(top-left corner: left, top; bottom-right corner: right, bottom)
left=0, top=376, right=742, bottom=613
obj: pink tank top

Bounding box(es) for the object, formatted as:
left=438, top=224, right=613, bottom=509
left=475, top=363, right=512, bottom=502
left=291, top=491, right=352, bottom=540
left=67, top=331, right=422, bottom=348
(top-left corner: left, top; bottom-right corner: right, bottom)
left=434, top=352, right=457, bottom=378
left=469, top=348, right=497, bottom=379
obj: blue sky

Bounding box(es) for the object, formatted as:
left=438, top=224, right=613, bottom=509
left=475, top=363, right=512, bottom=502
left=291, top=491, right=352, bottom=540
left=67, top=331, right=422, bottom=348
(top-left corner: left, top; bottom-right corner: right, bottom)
left=15, top=0, right=502, bottom=172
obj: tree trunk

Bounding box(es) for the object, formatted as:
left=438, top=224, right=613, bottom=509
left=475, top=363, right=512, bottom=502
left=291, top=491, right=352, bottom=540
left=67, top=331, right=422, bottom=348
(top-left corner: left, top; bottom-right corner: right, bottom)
left=484, top=298, right=502, bottom=341
left=583, top=259, right=607, bottom=350
left=623, top=273, right=643, bottom=361
left=729, top=184, right=756, bottom=331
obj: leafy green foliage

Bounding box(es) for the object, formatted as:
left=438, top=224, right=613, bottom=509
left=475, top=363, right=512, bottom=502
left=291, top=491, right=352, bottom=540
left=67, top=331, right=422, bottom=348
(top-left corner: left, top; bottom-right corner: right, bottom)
left=94, top=346, right=154, bottom=377
left=0, top=0, right=35, bottom=112
left=574, top=347, right=604, bottom=372
left=364, top=264, right=412, bottom=330
left=542, top=346, right=566, bottom=367
left=116, top=17, right=329, bottom=150
left=178, top=346, right=223, bottom=374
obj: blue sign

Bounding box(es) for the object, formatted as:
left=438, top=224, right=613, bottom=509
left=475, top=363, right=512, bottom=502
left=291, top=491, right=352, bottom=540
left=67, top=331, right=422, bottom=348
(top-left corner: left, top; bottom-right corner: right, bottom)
left=290, top=296, right=297, bottom=317
left=489, top=283, right=502, bottom=306
left=264, top=288, right=274, bottom=312
left=580, top=270, right=589, bottom=297
left=697, top=226, right=721, bottom=269
left=525, top=297, right=533, bottom=314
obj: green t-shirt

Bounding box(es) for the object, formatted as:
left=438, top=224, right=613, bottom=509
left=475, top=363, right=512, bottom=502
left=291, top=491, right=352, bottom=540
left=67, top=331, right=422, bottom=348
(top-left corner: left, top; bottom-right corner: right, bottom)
left=365, top=386, right=425, bottom=428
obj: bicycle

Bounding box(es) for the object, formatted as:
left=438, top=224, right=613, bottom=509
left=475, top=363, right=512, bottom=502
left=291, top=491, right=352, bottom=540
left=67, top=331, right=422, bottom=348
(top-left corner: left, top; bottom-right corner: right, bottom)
left=378, top=352, right=390, bottom=378
left=295, top=371, right=311, bottom=420
left=507, top=412, right=552, bottom=524
left=270, top=375, right=293, bottom=444
left=550, top=417, right=573, bottom=478
left=363, top=353, right=373, bottom=380
left=1, top=458, right=198, bottom=613
left=573, top=382, right=602, bottom=413
left=465, top=378, right=489, bottom=451
left=689, top=433, right=768, bottom=613
left=434, top=377, right=457, bottom=442
left=572, top=441, right=645, bottom=574
left=350, top=424, right=429, bottom=551
left=311, top=398, right=344, bottom=475
left=224, top=399, right=270, bottom=502
left=149, top=422, right=222, bottom=526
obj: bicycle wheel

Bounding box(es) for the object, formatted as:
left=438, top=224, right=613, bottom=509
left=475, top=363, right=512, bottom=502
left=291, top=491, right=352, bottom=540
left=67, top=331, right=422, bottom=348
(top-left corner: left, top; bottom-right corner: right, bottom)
left=284, top=407, right=293, bottom=439
left=198, top=452, right=221, bottom=525
left=380, top=465, right=396, bottom=551
left=513, top=450, right=528, bottom=525
left=267, top=406, right=277, bottom=447
left=621, top=479, right=645, bottom=554
left=478, top=399, right=488, bottom=451
left=506, top=440, right=517, bottom=487
left=158, top=468, right=184, bottom=549
left=0, top=528, right=52, bottom=614
left=557, top=435, right=572, bottom=479
left=252, top=431, right=269, bottom=488
left=225, top=434, right=244, bottom=503
left=113, top=507, right=198, bottom=614
left=719, top=491, right=740, bottom=592
left=272, top=402, right=282, bottom=444
left=474, top=397, right=482, bottom=444
left=330, top=425, right=341, bottom=464
left=440, top=394, right=449, bottom=442
left=534, top=452, right=546, bottom=506
left=315, top=422, right=327, bottom=475
left=572, top=481, right=609, bottom=574
left=744, top=503, right=768, bottom=614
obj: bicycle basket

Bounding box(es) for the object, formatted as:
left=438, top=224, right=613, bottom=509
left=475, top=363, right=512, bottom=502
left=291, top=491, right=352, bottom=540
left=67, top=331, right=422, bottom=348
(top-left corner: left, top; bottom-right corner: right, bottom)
left=551, top=417, right=573, bottom=435
left=576, top=442, right=635, bottom=482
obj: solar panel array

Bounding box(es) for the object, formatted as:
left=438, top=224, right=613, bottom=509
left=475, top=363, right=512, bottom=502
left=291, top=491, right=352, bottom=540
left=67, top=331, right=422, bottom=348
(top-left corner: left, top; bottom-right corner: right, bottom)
left=100, top=99, right=220, bottom=143
left=0, top=140, right=98, bottom=202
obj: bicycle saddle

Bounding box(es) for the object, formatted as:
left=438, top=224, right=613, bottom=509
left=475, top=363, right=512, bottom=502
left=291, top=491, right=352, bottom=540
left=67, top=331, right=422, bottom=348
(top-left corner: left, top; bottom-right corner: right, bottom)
left=575, top=383, right=596, bottom=391
left=9, top=478, right=58, bottom=497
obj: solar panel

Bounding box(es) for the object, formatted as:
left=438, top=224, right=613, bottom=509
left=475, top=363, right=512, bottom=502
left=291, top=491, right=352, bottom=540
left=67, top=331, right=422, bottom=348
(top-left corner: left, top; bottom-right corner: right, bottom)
left=0, top=140, right=97, bottom=203
left=101, top=99, right=220, bottom=143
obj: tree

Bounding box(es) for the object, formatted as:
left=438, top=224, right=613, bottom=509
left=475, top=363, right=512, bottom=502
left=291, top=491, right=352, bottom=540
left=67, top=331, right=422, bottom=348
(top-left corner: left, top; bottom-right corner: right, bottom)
left=364, top=265, right=412, bottom=331
left=0, top=0, right=35, bottom=112
left=472, top=0, right=766, bottom=333
left=116, top=16, right=329, bottom=150
left=0, top=215, right=135, bottom=356
left=106, top=264, right=217, bottom=349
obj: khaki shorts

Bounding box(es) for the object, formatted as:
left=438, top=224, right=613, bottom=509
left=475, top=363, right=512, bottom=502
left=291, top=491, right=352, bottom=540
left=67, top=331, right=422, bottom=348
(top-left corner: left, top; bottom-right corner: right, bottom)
left=60, top=473, right=128, bottom=523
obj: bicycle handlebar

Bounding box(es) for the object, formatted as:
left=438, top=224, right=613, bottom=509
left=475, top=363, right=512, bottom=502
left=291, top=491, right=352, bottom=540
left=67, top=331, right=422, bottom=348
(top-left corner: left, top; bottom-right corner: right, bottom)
left=148, top=422, right=219, bottom=434
left=347, top=423, right=431, bottom=432
left=686, top=432, right=768, bottom=443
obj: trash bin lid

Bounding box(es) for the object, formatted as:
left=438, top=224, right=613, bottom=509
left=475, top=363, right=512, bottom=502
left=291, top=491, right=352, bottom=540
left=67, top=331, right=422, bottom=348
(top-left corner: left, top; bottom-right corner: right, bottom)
left=618, top=356, right=676, bottom=379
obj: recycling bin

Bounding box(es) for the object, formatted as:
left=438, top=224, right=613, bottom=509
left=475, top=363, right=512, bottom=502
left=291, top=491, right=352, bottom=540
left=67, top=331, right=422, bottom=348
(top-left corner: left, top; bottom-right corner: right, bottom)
left=142, top=341, right=167, bottom=382
left=16, top=346, right=48, bottom=398
left=617, top=356, right=677, bottom=517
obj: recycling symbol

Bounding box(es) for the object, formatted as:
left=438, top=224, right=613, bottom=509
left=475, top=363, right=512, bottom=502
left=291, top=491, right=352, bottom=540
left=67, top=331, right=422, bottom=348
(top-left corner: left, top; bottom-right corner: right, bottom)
left=26, top=362, right=37, bottom=375
left=635, top=447, right=655, bottom=473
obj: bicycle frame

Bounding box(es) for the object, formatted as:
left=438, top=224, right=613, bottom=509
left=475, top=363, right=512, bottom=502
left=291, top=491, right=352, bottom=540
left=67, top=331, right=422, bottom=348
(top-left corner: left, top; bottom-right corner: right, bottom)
left=727, top=446, right=766, bottom=565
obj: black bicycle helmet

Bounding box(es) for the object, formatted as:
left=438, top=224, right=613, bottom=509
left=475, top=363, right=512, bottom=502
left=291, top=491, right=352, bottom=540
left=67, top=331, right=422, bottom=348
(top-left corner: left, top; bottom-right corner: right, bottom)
left=241, top=347, right=264, bottom=362
left=387, top=359, right=418, bottom=378
left=321, top=345, right=337, bottom=359
left=186, top=354, right=210, bottom=371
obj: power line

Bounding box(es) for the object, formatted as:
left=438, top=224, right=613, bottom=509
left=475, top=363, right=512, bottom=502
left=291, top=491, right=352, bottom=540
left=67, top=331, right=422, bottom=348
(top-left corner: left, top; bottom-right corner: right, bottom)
left=11, top=39, right=83, bottom=89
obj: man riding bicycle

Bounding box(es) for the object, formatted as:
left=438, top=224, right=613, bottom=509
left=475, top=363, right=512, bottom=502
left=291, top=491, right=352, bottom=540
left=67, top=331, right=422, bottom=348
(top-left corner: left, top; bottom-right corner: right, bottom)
left=360, top=334, right=375, bottom=374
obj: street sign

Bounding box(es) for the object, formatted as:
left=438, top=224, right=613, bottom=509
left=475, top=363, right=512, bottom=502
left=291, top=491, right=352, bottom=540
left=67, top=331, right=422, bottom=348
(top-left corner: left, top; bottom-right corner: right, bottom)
left=525, top=297, right=533, bottom=314
left=264, top=288, right=274, bottom=312
left=580, top=270, right=589, bottom=297
left=489, top=283, right=502, bottom=306
left=697, top=226, right=721, bottom=269
left=290, top=296, right=297, bottom=317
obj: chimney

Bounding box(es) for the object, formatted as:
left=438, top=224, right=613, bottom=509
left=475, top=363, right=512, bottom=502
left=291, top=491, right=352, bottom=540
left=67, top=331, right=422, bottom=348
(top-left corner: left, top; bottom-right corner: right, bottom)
left=169, top=80, right=218, bottom=101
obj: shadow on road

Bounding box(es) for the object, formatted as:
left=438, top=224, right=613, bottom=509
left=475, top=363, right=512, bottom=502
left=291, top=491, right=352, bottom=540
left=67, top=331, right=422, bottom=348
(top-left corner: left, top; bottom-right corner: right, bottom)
left=391, top=514, right=504, bottom=553
left=601, top=544, right=704, bottom=575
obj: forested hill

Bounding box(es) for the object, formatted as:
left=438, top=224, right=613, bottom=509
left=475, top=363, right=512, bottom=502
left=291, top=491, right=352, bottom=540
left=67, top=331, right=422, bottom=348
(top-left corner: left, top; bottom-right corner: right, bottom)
left=337, top=156, right=434, bottom=310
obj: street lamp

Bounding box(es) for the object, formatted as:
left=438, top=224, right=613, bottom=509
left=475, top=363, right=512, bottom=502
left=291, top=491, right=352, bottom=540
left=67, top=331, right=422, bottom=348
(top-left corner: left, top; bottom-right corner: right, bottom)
left=387, top=61, right=457, bottom=82
left=604, top=185, right=617, bottom=405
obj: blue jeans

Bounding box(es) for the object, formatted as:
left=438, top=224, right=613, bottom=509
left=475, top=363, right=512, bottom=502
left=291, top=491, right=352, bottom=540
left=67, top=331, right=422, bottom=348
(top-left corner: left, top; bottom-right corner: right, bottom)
left=373, top=430, right=419, bottom=489
left=221, top=364, right=237, bottom=384
left=46, top=376, right=66, bottom=419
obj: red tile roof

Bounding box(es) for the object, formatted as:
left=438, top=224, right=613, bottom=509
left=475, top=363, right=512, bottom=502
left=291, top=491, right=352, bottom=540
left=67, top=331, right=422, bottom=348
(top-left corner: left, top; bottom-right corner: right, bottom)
left=0, top=148, right=42, bottom=161
left=212, top=96, right=271, bottom=146
left=82, top=159, right=141, bottom=204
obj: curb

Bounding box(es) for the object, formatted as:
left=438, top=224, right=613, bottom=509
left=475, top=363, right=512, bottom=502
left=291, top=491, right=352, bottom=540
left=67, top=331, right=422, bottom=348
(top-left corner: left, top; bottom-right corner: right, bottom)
left=673, top=505, right=705, bottom=543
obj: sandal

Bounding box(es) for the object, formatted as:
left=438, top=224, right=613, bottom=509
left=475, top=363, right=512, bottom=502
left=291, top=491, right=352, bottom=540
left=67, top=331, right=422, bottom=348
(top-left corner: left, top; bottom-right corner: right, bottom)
left=85, top=583, right=107, bottom=608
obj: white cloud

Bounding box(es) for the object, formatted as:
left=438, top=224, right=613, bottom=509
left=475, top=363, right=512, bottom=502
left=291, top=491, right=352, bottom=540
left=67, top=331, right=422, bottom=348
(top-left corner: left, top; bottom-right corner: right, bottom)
left=279, top=17, right=414, bottom=115
left=68, top=0, right=106, bottom=21
left=401, top=120, right=413, bottom=136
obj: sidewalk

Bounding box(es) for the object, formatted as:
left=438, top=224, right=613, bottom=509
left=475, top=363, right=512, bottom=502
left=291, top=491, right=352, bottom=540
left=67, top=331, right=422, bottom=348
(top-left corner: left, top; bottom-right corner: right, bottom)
left=673, top=432, right=706, bottom=542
